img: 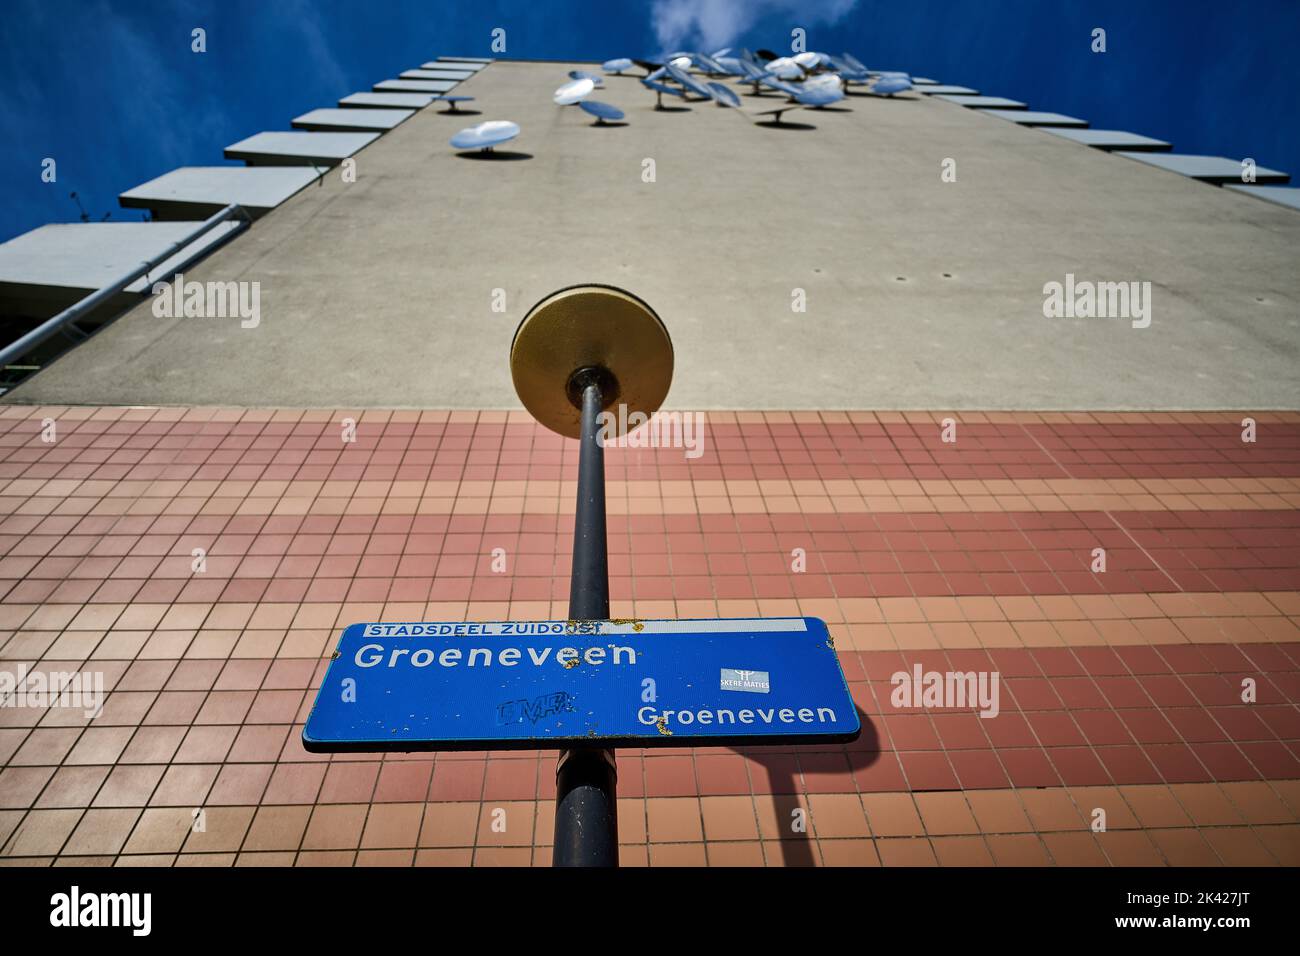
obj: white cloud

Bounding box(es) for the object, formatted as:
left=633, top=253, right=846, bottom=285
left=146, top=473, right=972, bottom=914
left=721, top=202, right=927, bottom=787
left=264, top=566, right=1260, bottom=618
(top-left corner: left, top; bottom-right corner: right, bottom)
left=649, top=0, right=859, bottom=53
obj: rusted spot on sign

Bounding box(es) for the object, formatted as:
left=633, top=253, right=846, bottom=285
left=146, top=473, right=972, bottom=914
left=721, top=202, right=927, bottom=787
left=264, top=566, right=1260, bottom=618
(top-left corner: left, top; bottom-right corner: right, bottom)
left=610, top=618, right=645, bottom=632
left=655, top=715, right=672, bottom=737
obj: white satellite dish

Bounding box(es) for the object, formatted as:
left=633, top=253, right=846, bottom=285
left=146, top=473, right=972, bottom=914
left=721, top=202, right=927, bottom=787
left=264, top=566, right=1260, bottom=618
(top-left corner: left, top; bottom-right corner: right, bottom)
left=450, top=120, right=520, bottom=151
left=765, top=56, right=804, bottom=79
left=803, top=74, right=844, bottom=93
left=554, top=77, right=596, bottom=105
left=793, top=51, right=827, bottom=70
left=670, top=55, right=692, bottom=70
left=794, top=85, right=844, bottom=107
left=603, top=57, right=633, bottom=73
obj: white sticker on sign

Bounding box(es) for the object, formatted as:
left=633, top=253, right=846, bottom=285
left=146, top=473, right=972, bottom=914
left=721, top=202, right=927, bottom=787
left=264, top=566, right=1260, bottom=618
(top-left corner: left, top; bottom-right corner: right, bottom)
left=720, top=669, right=770, bottom=694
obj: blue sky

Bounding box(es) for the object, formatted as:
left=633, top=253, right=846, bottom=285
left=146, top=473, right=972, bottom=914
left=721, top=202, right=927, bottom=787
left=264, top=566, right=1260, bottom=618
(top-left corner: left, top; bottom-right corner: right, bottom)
left=2, top=0, right=1298, bottom=243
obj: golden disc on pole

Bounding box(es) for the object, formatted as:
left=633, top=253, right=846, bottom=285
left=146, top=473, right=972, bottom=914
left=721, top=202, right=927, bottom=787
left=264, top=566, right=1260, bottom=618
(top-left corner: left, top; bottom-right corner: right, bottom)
left=510, top=284, right=673, bottom=439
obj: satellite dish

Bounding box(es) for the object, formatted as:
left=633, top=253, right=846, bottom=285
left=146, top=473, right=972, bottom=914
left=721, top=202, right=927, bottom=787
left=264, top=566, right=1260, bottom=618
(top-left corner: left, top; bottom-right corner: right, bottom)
left=706, top=82, right=740, bottom=108
left=793, top=51, right=824, bottom=70
left=794, top=85, right=844, bottom=107
left=871, top=76, right=913, bottom=96
left=578, top=100, right=625, bottom=124
left=569, top=70, right=604, bottom=86
left=842, top=51, right=869, bottom=72
left=759, top=75, right=801, bottom=96
left=641, top=77, right=687, bottom=109
left=664, top=62, right=712, bottom=98
left=804, top=74, right=843, bottom=93
left=692, top=53, right=727, bottom=75
left=765, top=56, right=805, bottom=80
left=434, top=95, right=475, bottom=113
left=603, top=57, right=633, bottom=73
left=826, top=54, right=868, bottom=81
left=669, top=55, right=693, bottom=70
left=450, top=120, right=520, bottom=151
left=756, top=49, right=778, bottom=61
left=712, top=47, right=732, bottom=58
left=554, top=77, right=596, bottom=105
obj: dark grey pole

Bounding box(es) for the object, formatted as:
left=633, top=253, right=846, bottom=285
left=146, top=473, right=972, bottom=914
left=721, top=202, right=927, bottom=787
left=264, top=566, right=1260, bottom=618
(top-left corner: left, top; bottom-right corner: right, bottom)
left=553, top=377, right=619, bottom=867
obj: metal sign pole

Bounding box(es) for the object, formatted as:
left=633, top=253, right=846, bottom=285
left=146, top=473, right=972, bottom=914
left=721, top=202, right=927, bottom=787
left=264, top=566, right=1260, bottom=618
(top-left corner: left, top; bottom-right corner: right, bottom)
left=506, top=284, right=675, bottom=867
left=553, top=373, right=619, bottom=867
left=301, top=285, right=861, bottom=861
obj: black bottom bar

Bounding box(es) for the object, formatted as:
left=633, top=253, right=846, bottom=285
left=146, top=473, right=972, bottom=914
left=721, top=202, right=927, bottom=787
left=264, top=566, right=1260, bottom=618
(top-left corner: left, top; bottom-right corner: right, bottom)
left=4, top=866, right=1278, bottom=940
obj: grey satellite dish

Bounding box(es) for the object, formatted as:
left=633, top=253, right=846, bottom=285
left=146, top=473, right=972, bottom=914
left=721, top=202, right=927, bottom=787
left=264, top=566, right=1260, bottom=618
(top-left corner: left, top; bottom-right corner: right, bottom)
left=578, top=100, right=625, bottom=124
left=760, top=75, right=801, bottom=97
left=737, top=61, right=768, bottom=91
left=641, top=77, right=687, bottom=109
left=707, top=83, right=741, bottom=108
left=569, top=70, right=605, bottom=87
left=741, top=64, right=798, bottom=97
left=692, top=52, right=727, bottom=75
left=450, top=120, right=520, bottom=152
left=713, top=56, right=745, bottom=76
left=664, top=62, right=712, bottom=99
left=871, top=76, right=913, bottom=96
left=603, top=58, right=633, bottom=74
left=434, top=95, right=475, bottom=113
left=843, top=52, right=869, bottom=73
left=554, top=77, right=596, bottom=105
left=827, top=54, right=868, bottom=81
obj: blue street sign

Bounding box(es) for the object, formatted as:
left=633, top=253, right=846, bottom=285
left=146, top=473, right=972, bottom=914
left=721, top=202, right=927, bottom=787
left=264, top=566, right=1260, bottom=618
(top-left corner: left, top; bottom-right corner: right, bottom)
left=303, top=617, right=860, bottom=752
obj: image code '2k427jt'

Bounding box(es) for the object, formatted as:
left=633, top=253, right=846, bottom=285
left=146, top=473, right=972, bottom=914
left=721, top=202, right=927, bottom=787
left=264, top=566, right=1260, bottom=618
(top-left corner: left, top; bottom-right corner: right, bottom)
left=302, top=617, right=861, bottom=752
